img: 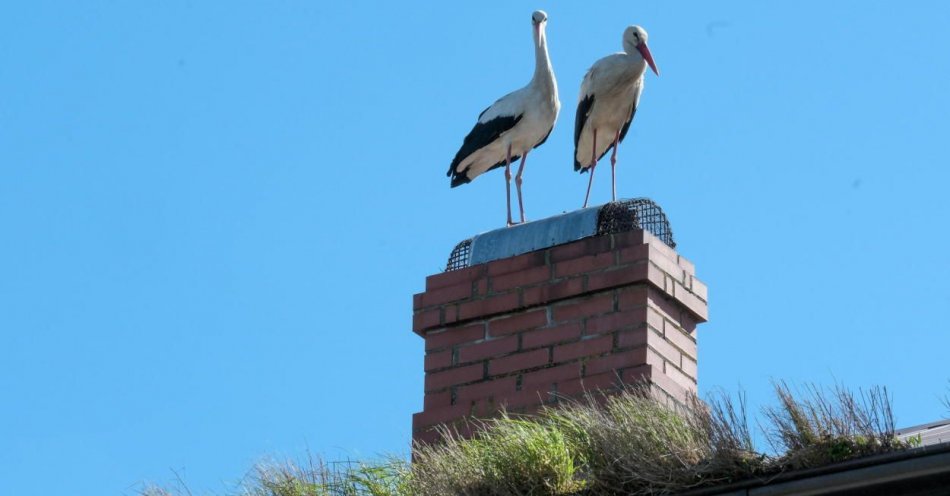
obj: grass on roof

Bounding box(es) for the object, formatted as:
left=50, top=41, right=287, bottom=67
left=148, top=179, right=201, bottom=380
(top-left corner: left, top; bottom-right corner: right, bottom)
left=141, top=382, right=920, bottom=496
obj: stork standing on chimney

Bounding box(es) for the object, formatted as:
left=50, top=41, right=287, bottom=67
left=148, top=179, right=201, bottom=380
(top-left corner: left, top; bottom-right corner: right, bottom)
left=447, top=10, right=560, bottom=227
left=574, top=25, right=659, bottom=208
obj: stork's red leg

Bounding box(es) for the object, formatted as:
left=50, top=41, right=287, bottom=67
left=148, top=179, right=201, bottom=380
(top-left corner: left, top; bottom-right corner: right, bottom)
left=505, top=144, right=514, bottom=227
left=515, top=152, right=528, bottom=224
left=610, top=129, right=621, bottom=202
left=583, top=129, right=598, bottom=208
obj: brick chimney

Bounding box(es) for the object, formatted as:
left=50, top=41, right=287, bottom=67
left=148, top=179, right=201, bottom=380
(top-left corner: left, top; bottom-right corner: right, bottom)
left=411, top=201, right=707, bottom=443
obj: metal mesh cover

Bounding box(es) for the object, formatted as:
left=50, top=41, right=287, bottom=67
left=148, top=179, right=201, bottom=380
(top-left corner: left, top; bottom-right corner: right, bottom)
left=597, top=198, right=675, bottom=248
left=444, top=198, right=675, bottom=271
left=445, top=238, right=473, bottom=272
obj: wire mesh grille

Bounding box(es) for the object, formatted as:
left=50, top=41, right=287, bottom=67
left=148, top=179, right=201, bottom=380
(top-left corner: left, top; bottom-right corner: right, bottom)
left=597, top=198, right=675, bottom=248
left=444, top=199, right=674, bottom=271
left=445, top=238, right=473, bottom=272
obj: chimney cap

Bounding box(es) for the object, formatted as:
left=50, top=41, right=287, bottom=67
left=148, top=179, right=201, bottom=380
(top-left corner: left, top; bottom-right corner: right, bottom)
left=445, top=198, right=675, bottom=271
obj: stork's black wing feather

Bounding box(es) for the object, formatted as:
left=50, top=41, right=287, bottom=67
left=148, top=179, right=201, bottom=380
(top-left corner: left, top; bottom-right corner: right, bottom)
left=617, top=87, right=642, bottom=145
left=448, top=112, right=523, bottom=188
left=534, top=125, right=554, bottom=149
left=592, top=86, right=643, bottom=166
left=573, top=94, right=595, bottom=172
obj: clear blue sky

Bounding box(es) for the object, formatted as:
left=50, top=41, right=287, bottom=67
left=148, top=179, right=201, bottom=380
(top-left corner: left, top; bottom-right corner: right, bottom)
left=2, top=1, right=949, bottom=494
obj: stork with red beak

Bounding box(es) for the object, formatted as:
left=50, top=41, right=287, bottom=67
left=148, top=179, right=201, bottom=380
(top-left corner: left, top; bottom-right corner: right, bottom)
left=448, top=10, right=560, bottom=226
left=574, top=25, right=659, bottom=208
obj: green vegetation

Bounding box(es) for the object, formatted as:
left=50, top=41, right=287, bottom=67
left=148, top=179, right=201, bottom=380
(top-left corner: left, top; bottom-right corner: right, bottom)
left=142, top=383, right=919, bottom=496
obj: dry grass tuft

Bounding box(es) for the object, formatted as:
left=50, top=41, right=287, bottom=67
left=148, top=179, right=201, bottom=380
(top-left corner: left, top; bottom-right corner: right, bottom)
left=410, top=413, right=584, bottom=496
left=763, top=382, right=910, bottom=471
left=141, top=382, right=918, bottom=496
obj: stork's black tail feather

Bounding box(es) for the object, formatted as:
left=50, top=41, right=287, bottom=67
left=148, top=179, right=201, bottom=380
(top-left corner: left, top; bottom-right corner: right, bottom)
left=449, top=173, right=471, bottom=188
left=447, top=113, right=523, bottom=188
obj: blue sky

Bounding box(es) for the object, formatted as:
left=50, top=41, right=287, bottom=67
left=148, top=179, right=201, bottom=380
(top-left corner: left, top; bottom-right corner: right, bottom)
left=2, top=1, right=949, bottom=494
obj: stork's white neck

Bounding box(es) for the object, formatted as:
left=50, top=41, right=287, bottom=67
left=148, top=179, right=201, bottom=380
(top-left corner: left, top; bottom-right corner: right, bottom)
left=531, top=24, right=556, bottom=92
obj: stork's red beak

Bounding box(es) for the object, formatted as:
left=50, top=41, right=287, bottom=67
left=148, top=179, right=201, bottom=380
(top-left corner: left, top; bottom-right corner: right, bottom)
left=638, top=43, right=659, bottom=76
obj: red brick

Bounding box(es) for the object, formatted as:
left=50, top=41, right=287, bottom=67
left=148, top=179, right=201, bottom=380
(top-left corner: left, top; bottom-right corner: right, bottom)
left=554, top=251, right=616, bottom=278
left=677, top=255, right=696, bottom=276
left=649, top=245, right=687, bottom=285
left=586, top=263, right=650, bottom=293
left=646, top=306, right=665, bottom=331
left=681, top=355, right=698, bottom=380
left=671, top=279, right=709, bottom=322
left=648, top=331, right=682, bottom=369
left=522, top=362, right=583, bottom=387
left=489, top=348, right=550, bottom=376
left=498, top=388, right=554, bottom=411
left=646, top=262, right=667, bottom=292
left=424, top=390, right=452, bottom=410
left=679, top=312, right=698, bottom=334
left=552, top=293, right=614, bottom=322
left=491, top=265, right=551, bottom=292
left=488, top=309, right=548, bottom=337
left=649, top=368, right=691, bottom=403
left=558, top=372, right=621, bottom=396
left=618, top=286, right=649, bottom=310
left=413, top=308, right=442, bottom=334
left=585, top=307, right=647, bottom=335
left=486, top=251, right=546, bottom=277
left=690, top=277, right=708, bottom=302
left=424, top=350, right=453, bottom=371
left=586, top=348, right=648, bottom=376
left=521, top=277, right=585, bottom=307
left=457, top=292, right=521, bottom=321
left=644, top=233, right=678, bottom=261
left=474, top=277, right=489, bottom=297
left=618, top=243, right=650, bottom=265
left=425, top=363, right=484, bottom=392
left=426, top=264, right=487, bottom=291
left=549, top=235, right=612, bottom=262
left=448, top=421, right=477, bottom=440
left=647, top=288, right=685, bottom=327
left=664, top=321, right=697, bottom=360
left=458, top=335, right=518, bottom=363
left=442, top=304, right=460, bottom=326
left=413, top=293, right=423, bottom=311
left=621, top=364, right=653, bottom=385
left=420, top=282, right=474, bottom=308
left=425, top=323, right=485, bottom=351
left=412, top=428, right=441, bottom=445
left=611, top=230, right=647, bottom=250
left=617, top=328, right=649, bottom=349
left=645, top=347, right=665, bottom=369
left=620, top=365, right=655, bottom=385
left=553, top=335, right=613, bottom=362
left=522, top=322, right=582, bottom=349
left=413, top=403, right=473, bottom=430
left=456, top=376, right=518, bottom=402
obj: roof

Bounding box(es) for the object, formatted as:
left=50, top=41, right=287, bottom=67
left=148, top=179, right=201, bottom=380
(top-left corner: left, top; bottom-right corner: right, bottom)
left=897, top=419, right=950, bottom=447
left=681, top=443, right=950, bottom=496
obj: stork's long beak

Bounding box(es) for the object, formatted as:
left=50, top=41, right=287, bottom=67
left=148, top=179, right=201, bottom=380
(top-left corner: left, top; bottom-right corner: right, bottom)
left=638, top=43, right=659, bottom=76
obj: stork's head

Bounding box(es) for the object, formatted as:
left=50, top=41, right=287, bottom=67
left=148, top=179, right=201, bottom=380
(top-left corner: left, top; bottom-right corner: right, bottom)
left=623, top=25, right=659, bottom=76
left=531, top=10, right=548, bottom=47
left=531, top=10, right=548, bottom=25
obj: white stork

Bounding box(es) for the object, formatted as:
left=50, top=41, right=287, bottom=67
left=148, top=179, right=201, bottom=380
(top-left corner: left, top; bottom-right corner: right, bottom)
left=574, top=25, right=659, bottom=208
left=448, top=10, right=560, bottom=226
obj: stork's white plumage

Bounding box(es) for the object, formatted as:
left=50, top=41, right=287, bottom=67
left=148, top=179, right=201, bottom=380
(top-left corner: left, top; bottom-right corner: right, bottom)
left=574, top=25, right=659, bottom=208
left=448, top=10, right=560, bottom=226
